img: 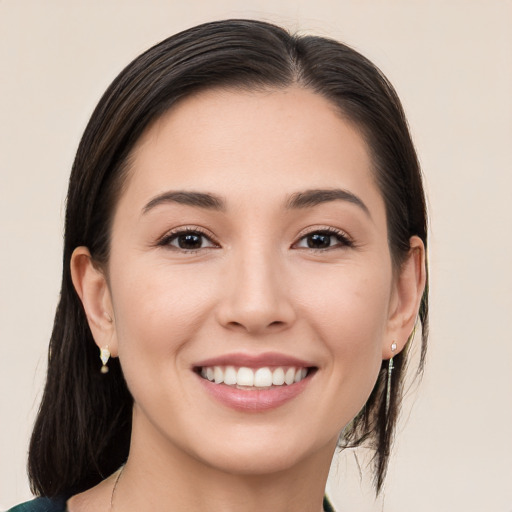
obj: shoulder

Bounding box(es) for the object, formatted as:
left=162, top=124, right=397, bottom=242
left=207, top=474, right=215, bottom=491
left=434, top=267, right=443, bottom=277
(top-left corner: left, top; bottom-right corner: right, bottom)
left=6, top=496, right=68, bottom=512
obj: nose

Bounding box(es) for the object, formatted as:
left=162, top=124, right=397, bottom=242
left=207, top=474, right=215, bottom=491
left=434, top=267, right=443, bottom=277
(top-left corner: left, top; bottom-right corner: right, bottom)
left=215, top=246, right=296, bottom=335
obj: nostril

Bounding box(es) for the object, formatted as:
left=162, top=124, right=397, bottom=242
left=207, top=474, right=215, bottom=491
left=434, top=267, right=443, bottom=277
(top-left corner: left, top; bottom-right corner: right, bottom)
left=227, top=321, right=244, bottom=329
left=225, top=320, right=286, bottom=332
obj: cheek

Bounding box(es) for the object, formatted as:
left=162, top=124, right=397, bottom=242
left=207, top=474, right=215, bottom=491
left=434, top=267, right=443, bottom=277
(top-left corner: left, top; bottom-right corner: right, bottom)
left=296, top=259, right=392, bottom=343
left=109, top=259, right=215, bottom=363
left=106, top=260, right=218, bottom=416
left=295, top=262, right=391, bottom=402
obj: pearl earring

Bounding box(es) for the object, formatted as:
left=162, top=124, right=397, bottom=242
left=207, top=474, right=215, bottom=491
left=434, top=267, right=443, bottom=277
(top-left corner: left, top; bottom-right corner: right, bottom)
left=100, top=346, right=111, bottom=374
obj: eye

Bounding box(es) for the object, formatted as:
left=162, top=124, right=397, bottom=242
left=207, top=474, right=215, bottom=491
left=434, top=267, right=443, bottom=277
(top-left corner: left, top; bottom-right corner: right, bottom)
left=159, top=228, right=218, bottom=251
left=294, top=229, right=353, bottom=250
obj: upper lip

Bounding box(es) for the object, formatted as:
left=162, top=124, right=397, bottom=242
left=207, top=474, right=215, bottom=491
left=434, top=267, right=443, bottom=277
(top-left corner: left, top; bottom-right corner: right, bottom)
left=193, top=352, right=316, bottom=369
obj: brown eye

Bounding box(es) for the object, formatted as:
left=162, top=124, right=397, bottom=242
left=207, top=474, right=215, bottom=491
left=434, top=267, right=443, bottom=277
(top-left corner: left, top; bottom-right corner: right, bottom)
left=176, top=233, right=204, bottom=249
left=295, top=229, right=353, bottom=250
left=161, top=230, right=217, bottom=251
left=306, top=233, right=331, bottom=249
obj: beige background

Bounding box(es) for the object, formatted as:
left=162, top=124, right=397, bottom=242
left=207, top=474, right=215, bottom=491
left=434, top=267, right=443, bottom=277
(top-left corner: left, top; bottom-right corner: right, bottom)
left=1, top=0, right=511, bottom=510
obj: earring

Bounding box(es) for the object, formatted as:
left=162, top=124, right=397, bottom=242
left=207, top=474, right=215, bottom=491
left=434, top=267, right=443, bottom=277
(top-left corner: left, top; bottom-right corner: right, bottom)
left=100, top=346, right=111, bottom=374
left=386, top=342, right=397, bottom=416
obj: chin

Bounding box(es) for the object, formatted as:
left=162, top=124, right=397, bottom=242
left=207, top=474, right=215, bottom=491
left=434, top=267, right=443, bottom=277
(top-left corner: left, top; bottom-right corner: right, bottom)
left=202, top=448, right=308, bottom=476
left=187, top=427, right=336, bottom=477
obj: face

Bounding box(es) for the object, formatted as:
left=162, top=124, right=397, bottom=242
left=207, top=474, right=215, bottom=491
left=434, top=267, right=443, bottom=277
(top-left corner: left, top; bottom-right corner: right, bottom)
left=100, top=87, right=400, bottom=475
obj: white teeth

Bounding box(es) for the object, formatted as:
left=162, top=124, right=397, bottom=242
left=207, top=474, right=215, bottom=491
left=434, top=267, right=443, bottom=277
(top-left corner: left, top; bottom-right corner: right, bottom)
left=285, top=367, right=295, bottom=385
left=272, top=367, right=285, bottom=385
left=254, top=368, right=273, bottom=387
left=200, top=365, right=310, bottom=387
left=237, top=367, right=254, bottom=386
left=224, top=366, right=237, bottom=385
left=214, top=366, right=224, bottom=384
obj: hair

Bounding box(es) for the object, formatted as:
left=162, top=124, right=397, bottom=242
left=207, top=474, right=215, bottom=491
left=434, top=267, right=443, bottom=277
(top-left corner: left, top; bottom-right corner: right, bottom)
left=28, top=19, right=428, bottom=497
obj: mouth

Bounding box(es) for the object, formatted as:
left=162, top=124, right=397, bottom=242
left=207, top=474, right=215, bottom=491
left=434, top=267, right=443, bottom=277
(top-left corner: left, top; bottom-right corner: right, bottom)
left=195, top=365, right=315, bottom=390
left=193, top=352, right=317, bottom=410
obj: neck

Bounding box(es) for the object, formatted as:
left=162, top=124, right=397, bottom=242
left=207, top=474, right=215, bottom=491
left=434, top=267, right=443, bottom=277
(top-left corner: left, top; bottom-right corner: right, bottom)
left=114, top=411, right=336, bottom=512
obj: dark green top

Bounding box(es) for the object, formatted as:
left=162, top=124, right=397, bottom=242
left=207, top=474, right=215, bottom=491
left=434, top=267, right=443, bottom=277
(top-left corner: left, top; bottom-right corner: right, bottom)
left=7, top=495, right=68, bottom=512
left=8, top=495, right=335, bottom=511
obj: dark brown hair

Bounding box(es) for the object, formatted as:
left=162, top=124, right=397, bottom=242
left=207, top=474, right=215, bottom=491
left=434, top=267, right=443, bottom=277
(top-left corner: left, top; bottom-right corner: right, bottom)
left=28, top=18, right=428, bottom=497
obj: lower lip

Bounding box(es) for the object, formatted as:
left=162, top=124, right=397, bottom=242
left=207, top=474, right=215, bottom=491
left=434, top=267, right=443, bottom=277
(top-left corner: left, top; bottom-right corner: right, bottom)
left=197, top=373, right=313, bottom=412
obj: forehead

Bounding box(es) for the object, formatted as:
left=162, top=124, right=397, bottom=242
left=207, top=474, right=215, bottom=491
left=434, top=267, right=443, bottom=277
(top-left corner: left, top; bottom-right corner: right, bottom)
left=119, top=86, right=384, bottom=217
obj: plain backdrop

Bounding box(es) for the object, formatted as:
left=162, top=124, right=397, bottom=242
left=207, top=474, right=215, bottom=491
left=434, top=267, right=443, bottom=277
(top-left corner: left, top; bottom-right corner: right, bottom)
left=1, top=1, right=511, bottom=511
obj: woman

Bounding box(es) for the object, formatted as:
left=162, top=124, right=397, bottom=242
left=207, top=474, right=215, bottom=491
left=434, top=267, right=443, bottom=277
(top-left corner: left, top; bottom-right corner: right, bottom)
left=10, top=19, right=427, bottom=512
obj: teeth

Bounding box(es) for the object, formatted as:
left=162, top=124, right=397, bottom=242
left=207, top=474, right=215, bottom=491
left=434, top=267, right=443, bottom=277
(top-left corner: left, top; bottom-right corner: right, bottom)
left=285, top=367, right=295, bottom=385
left=224, top=366, right=237, bottom=385
left=200, top=365, right=310, bottom=387
left=254, top=368, right=273, bottom=387
left=237, top=367, right=254, bottom=386
left=214, top=366, right=224, bottom=384
left=272, top=367, right=285, bottom=385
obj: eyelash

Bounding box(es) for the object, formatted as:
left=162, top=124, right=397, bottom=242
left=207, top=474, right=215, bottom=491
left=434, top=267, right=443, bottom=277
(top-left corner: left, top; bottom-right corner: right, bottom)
left=156, top=226, right=219, bottom=253
left=293, top=227, right=354, bottom=251
left=156, top=226, right=354, bottom=253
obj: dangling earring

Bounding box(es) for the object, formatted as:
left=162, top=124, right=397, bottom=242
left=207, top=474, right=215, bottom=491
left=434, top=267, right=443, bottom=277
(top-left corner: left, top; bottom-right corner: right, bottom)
left=386, top=342, right=397, bottom=416
left=100, top=346, right=111, bottom=374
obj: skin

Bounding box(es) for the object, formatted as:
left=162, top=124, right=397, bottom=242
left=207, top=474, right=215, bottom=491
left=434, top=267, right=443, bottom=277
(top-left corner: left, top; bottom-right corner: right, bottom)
left=70, top=86, right=425, bottom=512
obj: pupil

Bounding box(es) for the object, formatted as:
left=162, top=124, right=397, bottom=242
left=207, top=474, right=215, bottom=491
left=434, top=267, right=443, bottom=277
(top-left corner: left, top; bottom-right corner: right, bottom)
left=179, top=233, right=202, bottom=249
left=308, top=233, right=330, bottom=249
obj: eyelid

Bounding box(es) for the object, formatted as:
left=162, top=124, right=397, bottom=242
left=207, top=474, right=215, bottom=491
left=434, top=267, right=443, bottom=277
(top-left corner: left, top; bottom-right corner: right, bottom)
left=154, top=224, right=353, bottom=252
left=292, top=226, right=354, bottom=250
left=156, top=225, right=220, bottom=250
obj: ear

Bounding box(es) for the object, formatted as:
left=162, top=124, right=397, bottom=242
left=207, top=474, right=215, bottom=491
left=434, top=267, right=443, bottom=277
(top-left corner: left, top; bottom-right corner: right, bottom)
left=70, top=246, right=118, bottom=357
left=383, top=236, right=426, bottom=359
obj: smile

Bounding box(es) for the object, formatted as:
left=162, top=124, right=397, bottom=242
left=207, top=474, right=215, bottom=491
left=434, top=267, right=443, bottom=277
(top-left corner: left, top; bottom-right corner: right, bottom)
left=199, top=366, right=309, bottom=389
left=193, top=353, right=317, bottom=410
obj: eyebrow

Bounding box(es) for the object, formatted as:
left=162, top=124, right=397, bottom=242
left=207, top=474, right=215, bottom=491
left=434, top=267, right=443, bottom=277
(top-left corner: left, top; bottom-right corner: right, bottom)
left=142, top=191, right=226, bottom=214
left=142, top=188, right=370, bottom=217
left=286, top=188, right=370, bottom=217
